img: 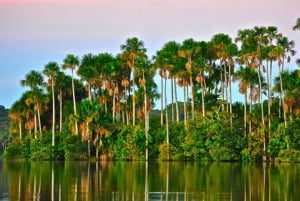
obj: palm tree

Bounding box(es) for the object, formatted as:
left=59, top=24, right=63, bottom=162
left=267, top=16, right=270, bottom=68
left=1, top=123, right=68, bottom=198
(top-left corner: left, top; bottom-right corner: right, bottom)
left=292, top=18, right=300, bottom=31
left=155, top=45, right=177, bottom=144
left=120, top=37, right=147, bottom=126
left=94, top=53, right=116, bottom=115
left=233, top=66, right=258, bottom=135
left=293, top=18, right=300, bottom=69
left=178, top=38, right=200, bottom=120
left=78, top=99, right=98, bottom=158
left=211, top=33, right=237, bottom=127
left=155, top=41, right=181, bottom=124
left=78, top=53, right=98, bottom=102
left=20, top=70, right=45, bottom=138
left=236, top=27, right=269, bottom=156
left=43, top=61, right=60, bottom=146
left=9, top=99, right=25, bottom=139
left=136, top=59, right=155, bottom=160
left=62, top=54, right=80, bottom=135
left=54, top=71, right=71, bottom=132
left=277, top=36, right=296, bottom=126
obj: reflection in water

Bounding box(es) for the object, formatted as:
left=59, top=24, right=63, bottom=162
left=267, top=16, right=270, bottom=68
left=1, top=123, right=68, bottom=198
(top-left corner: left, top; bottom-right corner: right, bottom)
left=1, top=161, right=300, bottom=201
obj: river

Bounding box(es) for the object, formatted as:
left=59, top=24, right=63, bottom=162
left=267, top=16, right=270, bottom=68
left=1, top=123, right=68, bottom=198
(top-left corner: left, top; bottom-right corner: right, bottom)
left=0, top=160, right=299, bottom=201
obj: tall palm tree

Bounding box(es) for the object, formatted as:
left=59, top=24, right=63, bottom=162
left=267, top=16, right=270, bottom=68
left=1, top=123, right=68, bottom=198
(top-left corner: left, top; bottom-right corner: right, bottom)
left=236, top=27, right=268, bottom=156
left=211, top=33, right=233, bottom=112
left=233, top=66, right=258, bottom=135
left=155, top=41, right=181, bottom=124
left=9, top=99, right=26, bottom=139
left=211, top=33, right=237, bottom=127
left=120, top=37, right=147, bottom=126
left=136, top=58, right=156, bottom=160
left=54, top=71, right=71, bottom=132
left=94, top=53, right=116, bottom=115
left=78, top=99, right=98, bottom=158
left=62, top=54, right=80, bottom=135
left=178, top=38, right=200, bottom=120
left=43, top=61, right=60, bottom=146
left=20, top=70, right=45, bottom=138
left=277, top=36, right=296, bottom=125
left=78, top=53, right=98, bottom=102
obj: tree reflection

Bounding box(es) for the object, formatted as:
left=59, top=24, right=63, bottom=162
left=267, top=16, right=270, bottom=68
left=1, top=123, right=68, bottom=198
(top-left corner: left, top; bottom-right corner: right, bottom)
left=2, top=161, right=300, bottom=201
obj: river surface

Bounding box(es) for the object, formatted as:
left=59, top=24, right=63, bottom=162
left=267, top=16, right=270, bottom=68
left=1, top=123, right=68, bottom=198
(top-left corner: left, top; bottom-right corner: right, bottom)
left=0, top=160, right=299, bottom=201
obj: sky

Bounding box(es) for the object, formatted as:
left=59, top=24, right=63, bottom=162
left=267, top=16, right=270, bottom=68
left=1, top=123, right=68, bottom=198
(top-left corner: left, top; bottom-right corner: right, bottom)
left=0, top=0, right=299, bottom=109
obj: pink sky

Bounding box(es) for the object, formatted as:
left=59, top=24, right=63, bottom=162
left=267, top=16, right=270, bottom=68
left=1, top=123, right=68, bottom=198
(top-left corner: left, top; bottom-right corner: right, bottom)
left=0, top=0, right=299, bottom=108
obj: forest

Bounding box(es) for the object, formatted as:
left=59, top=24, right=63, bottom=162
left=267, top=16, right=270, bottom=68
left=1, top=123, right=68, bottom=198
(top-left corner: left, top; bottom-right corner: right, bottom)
left=3, top=20, right=300, bottom=162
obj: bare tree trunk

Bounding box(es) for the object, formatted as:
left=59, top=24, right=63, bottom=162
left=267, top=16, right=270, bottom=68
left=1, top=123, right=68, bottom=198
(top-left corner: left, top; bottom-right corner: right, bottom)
left=59, top=90, right=62, bottom=133
left=71, top=70, right=78, bottom=135
left=190, top=75, right=195, bottom=120
left=280, top=58, right=287, bottom=128
left=171, top=77, right=174, bottom=121
left=244, top=89, right=247, bottom=136
left=132, top=66, right=136, bottom=126
left=183, top=85, right=187, bottom=126
left=174, top=78, right=179, bottom=122
left=52, top=84, right=55, bottom=146
left=165, top=77, right=169, bottom=145
left=201, top=81, right=205, bottom=117
left=229, top=65, right=233, bottom=128
left=161, top=75, right=164, bottom=126
left=37, top=108, right=42, bottom=138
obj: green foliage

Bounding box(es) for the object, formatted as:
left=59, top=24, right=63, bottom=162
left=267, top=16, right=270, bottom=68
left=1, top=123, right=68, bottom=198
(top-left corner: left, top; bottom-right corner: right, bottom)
left=111, top=125, right=146, bottom=160
left=63, top=134, right=87, bottom=160
left=4, top=139, right=31, bottom=160
left=158, top=142, right=180, bottom=161
left=30, top=139, right=52, bottom=160
left=269, top=118, right=300, bottom=162
left=241, top=134, right=263, bottom=162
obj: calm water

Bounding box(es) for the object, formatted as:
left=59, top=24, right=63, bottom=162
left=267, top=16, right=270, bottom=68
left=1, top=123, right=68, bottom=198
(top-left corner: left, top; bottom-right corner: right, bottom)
left=0, top=160, right=300, bottom=201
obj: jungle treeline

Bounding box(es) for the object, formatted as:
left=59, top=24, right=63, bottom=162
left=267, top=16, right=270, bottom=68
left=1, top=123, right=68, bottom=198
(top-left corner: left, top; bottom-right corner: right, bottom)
left=4, top=20, right=300, bottom=162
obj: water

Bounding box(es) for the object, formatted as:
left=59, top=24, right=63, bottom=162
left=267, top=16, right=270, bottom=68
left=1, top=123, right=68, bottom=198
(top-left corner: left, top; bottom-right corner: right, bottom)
left=0, top=160, right=299, bottom=201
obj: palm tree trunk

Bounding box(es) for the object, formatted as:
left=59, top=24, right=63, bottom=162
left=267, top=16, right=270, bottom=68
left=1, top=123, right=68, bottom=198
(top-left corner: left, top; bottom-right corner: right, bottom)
left=71, top=70, right=78, bottom=135
left=221, top=67, right=225, bottom=111
left=161, top=74, right=164, bottom=126
left=244, top=89, right=247, bottom=136
left=144, top=74, right=149, bottom=160
left=165, top=77, right=169, bottom=145
left=59, top=89, right=62, bottom=133
left=183, top=85, right=187, bottom=126
left=34, top=112, right=37, bottom=138
left=171, top=77, right=174, bottom=121
left=37, top=108, right=42, bottom=138
left=229, top=65, right=233, bottom=128
left=257, top=67, right=266, bottom=154
left=52, top=84, right=55, bottom=146
left=280, top=57, right=287, bottom=128
left=112, top=90, right=116, bottom=123
left=201, top=81, right=205, bottom=117
left=190, top=74, right=195, bottom=120
left=268, top=61, right=272, bottom=140
left=249, top=93, right=253, bottom=135
left=174, top=78, right=179, bottom=122
left=132, top=66, right=136, bottom=126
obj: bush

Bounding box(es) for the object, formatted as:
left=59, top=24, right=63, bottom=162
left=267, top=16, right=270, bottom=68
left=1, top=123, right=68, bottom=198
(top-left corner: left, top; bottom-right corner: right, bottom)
left=158, top=142, right=179, bottom=161
left=4, top=139, right=30, bottom=160
left=63, top=135, right=87, bottom=160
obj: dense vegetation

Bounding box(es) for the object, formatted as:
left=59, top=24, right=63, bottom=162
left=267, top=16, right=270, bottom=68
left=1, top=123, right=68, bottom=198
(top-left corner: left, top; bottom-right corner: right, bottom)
left=4, top=19, right=300, bottom=162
